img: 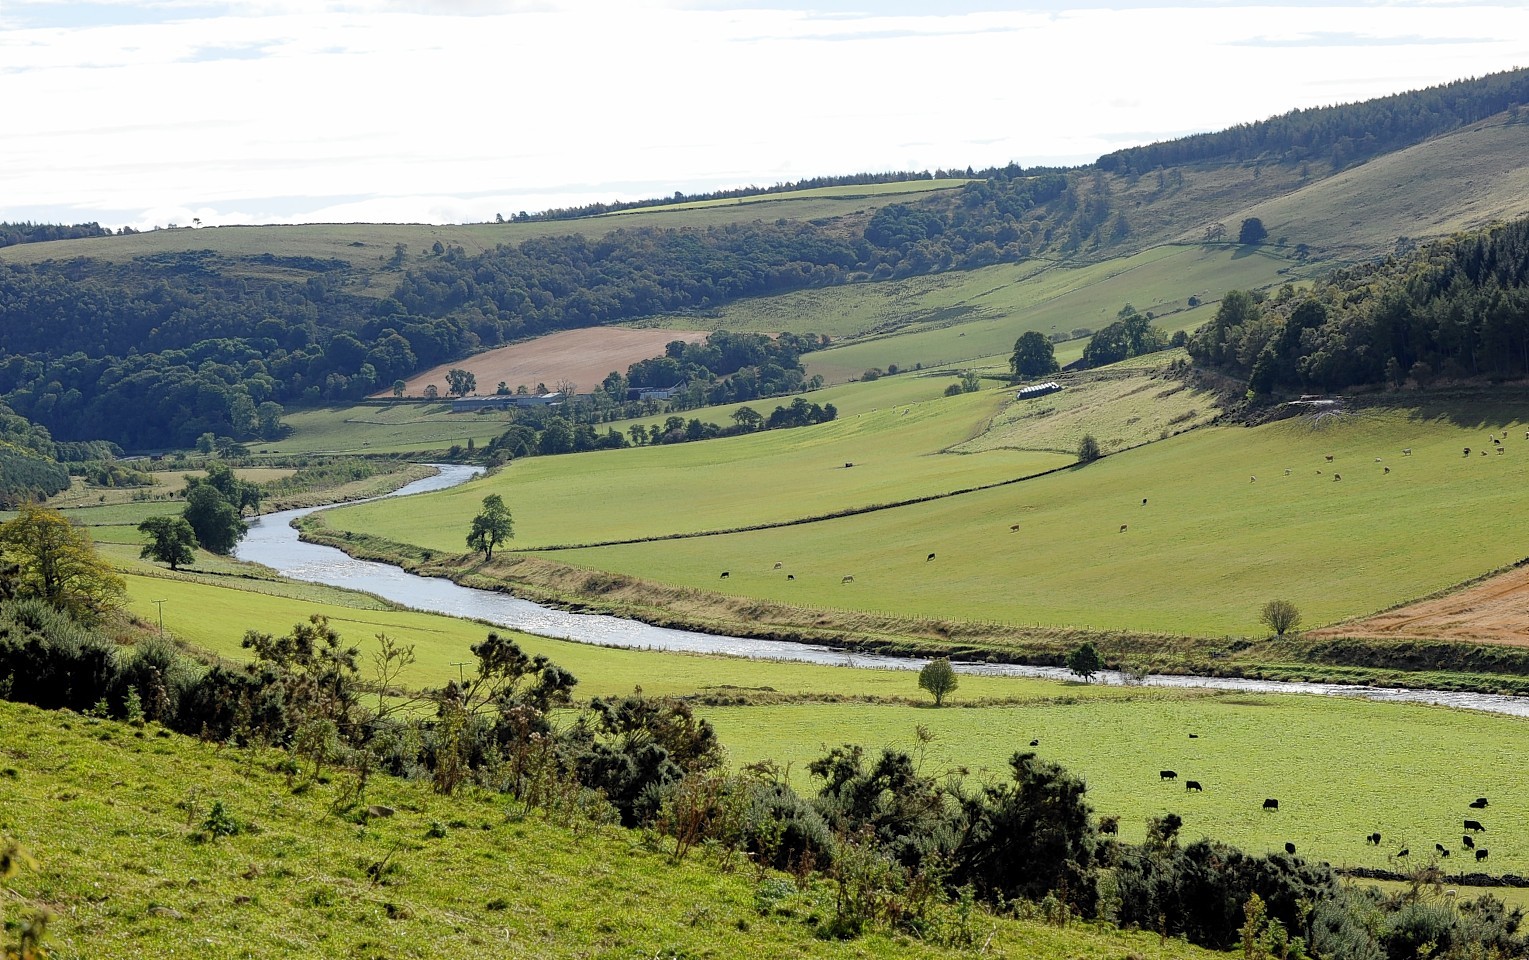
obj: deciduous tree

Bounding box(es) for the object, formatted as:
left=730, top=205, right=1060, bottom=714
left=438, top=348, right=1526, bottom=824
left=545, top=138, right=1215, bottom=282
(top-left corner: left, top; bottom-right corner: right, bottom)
left=918, top=657, right=958, bottom=706
left=138, top=515, right=197, bottom=571
left=467, top=494, right=514, bottom=560
left=1067, top=642, right=1103, bottom=682
left=0, top=505, right=124, bottom=621
left=1260, top=599, right=1302, bottom=636
left=1010, top=331, right=1060, bottom=378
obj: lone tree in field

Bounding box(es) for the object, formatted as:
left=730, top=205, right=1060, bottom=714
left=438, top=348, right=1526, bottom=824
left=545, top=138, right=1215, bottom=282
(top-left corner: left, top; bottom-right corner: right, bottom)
left=918, top=657, right=959, bottom=707
left=138, top=515, right=197, bottom=571
left=1077, top=434, right=1102, bottom=463
left=446, top=368, right=477, bottom=398
left=1067, top=642, right=1104, bottom=683
left=1011, top=331, right=1060, bottom=378
left=1238, top=217, right=1268, bottom=245
left=0, top=505, right=125, bottom=622
left=1260, top=599, right=1302, bottom=636
left=467, top=494, right=514, bottom=560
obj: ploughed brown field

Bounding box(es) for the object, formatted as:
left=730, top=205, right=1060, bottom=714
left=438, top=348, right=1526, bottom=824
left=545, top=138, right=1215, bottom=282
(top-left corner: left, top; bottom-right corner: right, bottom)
left=1308, top=564, right=1529, bottom=646
left=382, top=327, right=709, bottom=398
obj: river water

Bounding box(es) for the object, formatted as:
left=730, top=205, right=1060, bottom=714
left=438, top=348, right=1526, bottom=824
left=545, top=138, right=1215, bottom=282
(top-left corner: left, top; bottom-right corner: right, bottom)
left=235, top=465, right=1529, bottom=719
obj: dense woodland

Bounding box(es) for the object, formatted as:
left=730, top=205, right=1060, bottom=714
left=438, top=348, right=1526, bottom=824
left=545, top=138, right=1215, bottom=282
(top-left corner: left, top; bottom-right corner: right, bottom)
left=1098, top=67, right=1529, bottom=173
left=0, top=220, right=118, bottom=248
left=1190, top=215, right=1529, bottom=394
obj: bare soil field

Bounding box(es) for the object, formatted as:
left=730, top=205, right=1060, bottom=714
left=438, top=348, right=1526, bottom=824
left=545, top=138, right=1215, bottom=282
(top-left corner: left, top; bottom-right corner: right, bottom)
left=1309, top=563, right=1529, bottom=646
left=385, top=327, right=709, bottom=398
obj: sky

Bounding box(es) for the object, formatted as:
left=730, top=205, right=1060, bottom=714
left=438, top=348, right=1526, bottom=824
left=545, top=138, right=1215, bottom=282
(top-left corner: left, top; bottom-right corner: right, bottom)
left=3, top=1, right=1527, bottom=230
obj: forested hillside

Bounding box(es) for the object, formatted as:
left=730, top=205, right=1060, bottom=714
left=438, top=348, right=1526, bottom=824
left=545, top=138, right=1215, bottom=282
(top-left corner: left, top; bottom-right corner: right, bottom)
left=1189, top=214, right=1529, bottom=394
left=1, top=68, right=1526, bottom=454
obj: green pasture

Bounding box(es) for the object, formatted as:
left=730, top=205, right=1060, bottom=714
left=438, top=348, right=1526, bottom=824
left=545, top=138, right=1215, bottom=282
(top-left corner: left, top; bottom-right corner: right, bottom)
left=0, top=699, right=1223, bottom=960
left=801, top=246, right=1295, bottom=384
left=706, top=692, right=1529, bottom=875
left=267, top=402, right=513, bottom=457
left=532, top=400, right=1529, bottom=634
left=119, top=571, right=1164, bottom=706
left=321, top=386, right=1070, bottom=549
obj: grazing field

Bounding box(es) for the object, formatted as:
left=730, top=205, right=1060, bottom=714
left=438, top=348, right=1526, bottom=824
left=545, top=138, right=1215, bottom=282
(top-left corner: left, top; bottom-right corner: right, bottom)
left=110, top=570, right=1529, bottom=878
left=267, top=402, right=515, bottom=457
left=321, top=386, right=1071, bottom=549
left=1, top=699, right=1228, bottom=960
left=706, top=693, right=1529, bottom=875
left=385, top=327, right=710, bottom=399
left=524, top=400, right=1529, bottom=635
left=44, top=467, right=294, bottom=510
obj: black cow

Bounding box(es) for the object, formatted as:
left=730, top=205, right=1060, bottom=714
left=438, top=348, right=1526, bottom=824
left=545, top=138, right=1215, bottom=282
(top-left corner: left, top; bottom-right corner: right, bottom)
left=1284, top=842, right=1296, bottom=855
left=926, top=553, right=936, bottom=561
left=1189, top=733, right=1199, bottom=739
left=719, top=571, right=729, bottom=579
left=1477, top=849, right=1490, bottom=862
left=786, top=574, right=795, bottom=581
left=1436, top=843, right=1448, bottom=855
left=1463, top=835, right=1475, bottom=849
left=1160, top=770, right=1177, bottom=781
left=1263, top=798, right=1280, bottom=812
left=1465, top=819, right=1486, bottom=832
left=1099, top=816, right=1119, bottom=836
left=1367, top=832, right=1381, bottom=845
left=1029, top=739, right=1039, bottom=747
left=1470, top=797, right=1489, bottom=809
left=1185, top=780, right=1203, bottom=792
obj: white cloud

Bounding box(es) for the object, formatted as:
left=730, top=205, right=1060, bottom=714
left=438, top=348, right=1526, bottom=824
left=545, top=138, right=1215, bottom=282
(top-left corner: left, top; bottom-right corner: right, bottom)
left=4, top=1, right=1527, bottom=226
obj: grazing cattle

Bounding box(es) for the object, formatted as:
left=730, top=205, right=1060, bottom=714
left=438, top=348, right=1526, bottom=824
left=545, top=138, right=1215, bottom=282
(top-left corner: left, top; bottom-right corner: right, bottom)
left=773, top=562, right=782, bottom=569
left=1099, top=815, right=1120, bottom=836
left=1185, top=780, right=1203, bottom=792
left=1325, top=455, right=1335, bottom=462
left=1189, top=733, right=1199, bottom=739
left=1367, top=832, right=1382, bottom=845
left=1160, top=770, right=1177, bottom=781
left=926, top=553, right=936, bottom=561
left=1250, top=475, right=1257, bottom=482
left=1120, top=524, right=1128, bottom=533
left=1482, top=450, right=1489, bottom=456
left=1477, top=848, right=1490, bottom=862
left=1465, top=819, right=1485, bottom=832
left=1463, top=835, right=1475, bottom=849
left=841, top=575, right=854, bottom=584
left=1470, top=797, right=1489, bottom=809
left=1263, top=798, right=1280, bottom=812
left=1499, top=447, right=1506, bottom=455
left=1333, top=473, right=1341, bottom=481
left=1029, top=739, right=1039, bottom=746
left=1384, top=467, right=1390, bottom=474
left=1142, top=498, right=1148, bottom=506
left=1437, top=843, right=1448, bottom=855
left=786, top=574, right=795, bottom=581
left=1284, top=468, right=1292, bottom=476
left=1403, top=448, right=1412, bottom=456
left=719, top=571, right=729, bottom=579
left=1494, top=438, right=1502, bottom=446
left=1465, top=448, right=1472, bottom=457
left=1284, top=842, right=1296, bottom=855
left=1010, top=523, right=1021, bottom=532
left=844, top=462, right=854, bottom=468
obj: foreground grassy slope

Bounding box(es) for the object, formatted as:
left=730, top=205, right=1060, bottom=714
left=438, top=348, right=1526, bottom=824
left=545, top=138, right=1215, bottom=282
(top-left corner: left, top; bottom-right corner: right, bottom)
left=0, top=700, right=1224, bottom=960
left=528, top=399, right=1529, bottom=635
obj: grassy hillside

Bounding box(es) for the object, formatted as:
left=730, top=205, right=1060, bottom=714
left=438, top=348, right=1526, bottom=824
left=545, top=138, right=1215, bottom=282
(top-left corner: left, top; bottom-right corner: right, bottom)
left=499, top=398, right=1529, bottom=637
left=0, top=699, right=1226, bottom=960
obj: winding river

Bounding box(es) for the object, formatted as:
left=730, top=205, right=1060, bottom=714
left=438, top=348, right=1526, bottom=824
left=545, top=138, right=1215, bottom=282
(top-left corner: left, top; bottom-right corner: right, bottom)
left=236, top=465, right=1529, bottom=719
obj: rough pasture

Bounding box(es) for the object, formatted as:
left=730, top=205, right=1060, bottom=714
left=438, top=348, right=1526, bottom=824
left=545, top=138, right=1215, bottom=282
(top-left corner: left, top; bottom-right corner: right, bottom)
left=386, top=327, right=709, bottom=399
left=704, top=693, right=1529, bottom=875
left=1309, top=562, right=1529, bottom=647
left=526, top=402, right=1529, bottom=635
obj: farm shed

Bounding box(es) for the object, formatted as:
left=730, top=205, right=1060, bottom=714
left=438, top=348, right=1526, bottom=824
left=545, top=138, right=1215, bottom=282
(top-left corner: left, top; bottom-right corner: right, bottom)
left=1017, top=381, right=1062, bottom=400
left=451, top=393, right=563, bottom=413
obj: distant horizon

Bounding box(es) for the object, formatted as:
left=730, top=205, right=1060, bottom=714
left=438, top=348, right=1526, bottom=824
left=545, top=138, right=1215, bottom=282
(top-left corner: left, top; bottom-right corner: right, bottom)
left=5, top=1, right=1527, bottom=231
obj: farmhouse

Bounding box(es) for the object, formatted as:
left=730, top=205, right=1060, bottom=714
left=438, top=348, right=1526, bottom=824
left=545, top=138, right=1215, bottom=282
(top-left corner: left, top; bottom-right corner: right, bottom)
left=1017, top=381, right=1063, bottom=400
left=451, top=392, right=564, bottom=413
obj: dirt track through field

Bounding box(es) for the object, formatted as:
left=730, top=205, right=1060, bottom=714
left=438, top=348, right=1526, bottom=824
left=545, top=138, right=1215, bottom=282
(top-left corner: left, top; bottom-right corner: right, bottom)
left=383, top=328, right=709, bottom=398
left=1309, top=563, right=1529, bottom=646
